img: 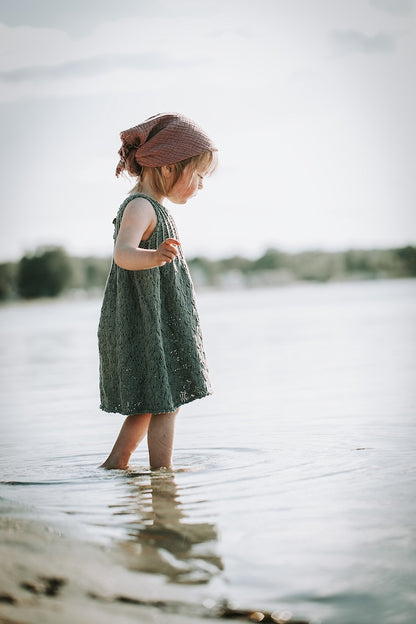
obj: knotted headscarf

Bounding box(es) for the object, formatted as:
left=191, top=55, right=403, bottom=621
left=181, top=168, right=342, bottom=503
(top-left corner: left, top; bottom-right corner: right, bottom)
left=115, top=112, right=217, bottom=177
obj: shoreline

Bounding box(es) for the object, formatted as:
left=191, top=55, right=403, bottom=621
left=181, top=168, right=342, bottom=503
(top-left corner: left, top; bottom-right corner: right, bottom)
left=0, top=502, right=216, bottom=624
left=0, top=502, right=308, bottom=624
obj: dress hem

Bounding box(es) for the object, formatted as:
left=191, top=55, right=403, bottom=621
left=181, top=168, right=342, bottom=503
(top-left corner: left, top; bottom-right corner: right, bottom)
left=99, top=390, right=212, bottom=416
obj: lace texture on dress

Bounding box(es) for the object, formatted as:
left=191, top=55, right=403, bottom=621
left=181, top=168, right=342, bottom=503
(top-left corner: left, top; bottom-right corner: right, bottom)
left=98, top=193, right=212, bottom=415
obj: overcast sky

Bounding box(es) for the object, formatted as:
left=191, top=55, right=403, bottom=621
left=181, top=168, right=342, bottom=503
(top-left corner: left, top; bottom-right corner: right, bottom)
left=0, top=0, right=415, bottom=261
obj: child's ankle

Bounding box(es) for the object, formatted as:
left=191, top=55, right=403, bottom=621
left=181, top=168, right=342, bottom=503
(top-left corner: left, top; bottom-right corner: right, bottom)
left=100, top=455, right=129, bottom=470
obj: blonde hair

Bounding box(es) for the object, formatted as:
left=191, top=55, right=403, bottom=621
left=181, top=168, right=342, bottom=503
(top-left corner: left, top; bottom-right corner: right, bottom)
left=130, top=150, right=217, bottom=197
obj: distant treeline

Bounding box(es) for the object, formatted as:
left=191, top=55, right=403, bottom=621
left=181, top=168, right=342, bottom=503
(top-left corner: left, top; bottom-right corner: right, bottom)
left=190, top=246, right=416, bottom=288
left=0, top=245, right=415, bottom=301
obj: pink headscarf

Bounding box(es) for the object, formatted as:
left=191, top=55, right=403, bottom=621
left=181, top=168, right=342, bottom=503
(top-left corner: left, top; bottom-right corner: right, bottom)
left=115, top=112, right=217, bottom=177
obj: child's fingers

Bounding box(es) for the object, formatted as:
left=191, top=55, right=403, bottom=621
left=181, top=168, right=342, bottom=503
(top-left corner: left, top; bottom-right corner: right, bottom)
left=160, top=239, right=180, bottom=256
left=160, top=251, right=177, bottom=262
left=157, top=239, right=180, bottom=265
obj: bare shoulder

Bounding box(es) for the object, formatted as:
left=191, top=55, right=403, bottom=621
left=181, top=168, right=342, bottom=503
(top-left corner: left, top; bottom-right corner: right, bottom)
left=123, top=196, right=157, bottom=220
left=120, top=196, right=157, bottom=241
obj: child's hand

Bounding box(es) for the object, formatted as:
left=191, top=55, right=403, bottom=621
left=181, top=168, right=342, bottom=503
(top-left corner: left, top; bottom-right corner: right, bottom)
left=155, top=238, right=181, bottom=266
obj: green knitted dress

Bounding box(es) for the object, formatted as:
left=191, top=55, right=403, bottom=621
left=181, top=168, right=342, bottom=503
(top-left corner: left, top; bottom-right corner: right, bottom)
left=98, top=193, right=212, bottom=415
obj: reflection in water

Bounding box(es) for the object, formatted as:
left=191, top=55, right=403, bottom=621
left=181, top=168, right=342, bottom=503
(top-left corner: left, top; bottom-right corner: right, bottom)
left=113, top=472, right=223, bottom=584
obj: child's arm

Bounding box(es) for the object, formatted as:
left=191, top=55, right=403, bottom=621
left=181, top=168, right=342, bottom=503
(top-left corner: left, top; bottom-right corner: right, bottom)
left=114, top=197, right=180, bottom=270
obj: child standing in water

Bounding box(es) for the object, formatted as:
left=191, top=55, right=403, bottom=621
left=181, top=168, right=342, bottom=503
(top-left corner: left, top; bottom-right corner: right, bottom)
left=98, top=113, right=217, bottom=470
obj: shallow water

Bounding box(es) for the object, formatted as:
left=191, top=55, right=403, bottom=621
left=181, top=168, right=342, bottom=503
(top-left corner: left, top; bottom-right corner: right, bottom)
left=0, top=280, right=415, bottom=623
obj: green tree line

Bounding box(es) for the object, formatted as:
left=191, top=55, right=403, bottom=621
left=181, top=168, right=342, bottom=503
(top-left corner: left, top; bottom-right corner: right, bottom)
left=190, top=245, right=416, bottom=287
left=0, top=247, right=111, bottom=301
left=0, top=245, right=415, bottom=301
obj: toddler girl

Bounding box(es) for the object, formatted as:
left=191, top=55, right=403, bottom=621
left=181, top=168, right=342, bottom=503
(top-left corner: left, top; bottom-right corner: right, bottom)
left=98, top=113, right=217, bottom=470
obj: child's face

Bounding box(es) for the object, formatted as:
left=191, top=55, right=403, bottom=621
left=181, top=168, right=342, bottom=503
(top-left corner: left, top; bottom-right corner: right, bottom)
left=168, top=167, right=205, bottom=205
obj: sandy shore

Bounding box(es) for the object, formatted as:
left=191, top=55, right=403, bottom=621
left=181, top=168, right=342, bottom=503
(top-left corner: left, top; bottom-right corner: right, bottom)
left=0, top=507, right=222, bottom=624
left=0, top=502, right=305, bottom=624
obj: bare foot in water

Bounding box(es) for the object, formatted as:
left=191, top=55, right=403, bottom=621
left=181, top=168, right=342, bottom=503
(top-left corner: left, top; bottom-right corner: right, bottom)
left=99, top=459, right=129, bottom=470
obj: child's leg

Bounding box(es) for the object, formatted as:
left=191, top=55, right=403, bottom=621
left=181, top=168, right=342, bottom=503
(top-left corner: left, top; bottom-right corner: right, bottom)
left=100, top=413, right=152, bottom=470
left=147, top=410, right=178, bottom=470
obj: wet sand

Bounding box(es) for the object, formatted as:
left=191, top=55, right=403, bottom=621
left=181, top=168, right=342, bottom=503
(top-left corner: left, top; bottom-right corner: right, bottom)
left=0, top=504, right=305, bottom=624
left=0, top=507, right=217, bottom=624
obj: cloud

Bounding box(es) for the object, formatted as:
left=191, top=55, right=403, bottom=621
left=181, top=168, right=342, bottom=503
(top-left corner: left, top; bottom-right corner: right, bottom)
left=0, top=52, right=188, bottom=83
left=0, top=0, right=220, bottom=37
left=329, top=29, right=399, bottom=56
left=370, top=0, right=414, bottom=15
left=0, top=0, right=172, bottom=37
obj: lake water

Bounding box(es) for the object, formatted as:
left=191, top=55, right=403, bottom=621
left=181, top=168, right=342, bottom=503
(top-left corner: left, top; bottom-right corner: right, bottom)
left=0, top=279, right=415, bottom=623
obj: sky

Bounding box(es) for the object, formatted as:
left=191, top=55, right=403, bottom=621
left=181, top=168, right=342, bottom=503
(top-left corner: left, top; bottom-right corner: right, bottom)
left=0, top=0, right=415, bottom=261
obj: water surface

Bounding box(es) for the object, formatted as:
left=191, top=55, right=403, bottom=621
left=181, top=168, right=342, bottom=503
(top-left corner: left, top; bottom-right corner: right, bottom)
left=0, top=280, right=415, bottom=623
